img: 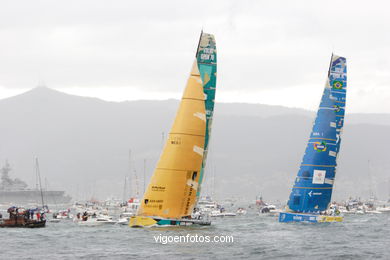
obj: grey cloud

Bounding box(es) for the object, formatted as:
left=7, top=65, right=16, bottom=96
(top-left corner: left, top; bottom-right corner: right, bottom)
left=0, top=0, right=389, bottom=108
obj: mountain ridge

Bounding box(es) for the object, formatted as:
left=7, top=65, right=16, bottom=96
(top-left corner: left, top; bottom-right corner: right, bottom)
left=0, top=87, right=389, bottom=202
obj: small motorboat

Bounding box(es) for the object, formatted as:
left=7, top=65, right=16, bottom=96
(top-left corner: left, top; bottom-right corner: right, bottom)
left=210, top=210, right=236, bottom=217
left=365, top=209, right=382, bottom=214
left=259, top=205, right=281, bottom=215
left=236, top=208, right=247, bottom=215
left=116, top=212, right=135, bottom=225
left=376, top=206, right=390, bottom=213
left=77, top=214, right=116, bottom=226
left=48, top=218, right=61, bottom=223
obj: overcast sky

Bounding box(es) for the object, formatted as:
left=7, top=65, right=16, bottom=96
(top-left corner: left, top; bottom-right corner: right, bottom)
left=0, top=0, right=389, bottom=113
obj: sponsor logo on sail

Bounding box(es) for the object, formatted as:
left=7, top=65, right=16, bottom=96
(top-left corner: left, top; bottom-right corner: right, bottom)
left=313, top=141, right=327, bottom=152
left=151, top=186, right=166, bottom=192
left=338, top=118, right=343, bottom=127
left=332, top=80, right=343, bottom=90
left=312, top=170, right=326, bottom=184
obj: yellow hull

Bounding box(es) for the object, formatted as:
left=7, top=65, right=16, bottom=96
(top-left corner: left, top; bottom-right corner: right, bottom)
left=129, top=215, right=211, bottom=227
left=129, top=216, right=157, bottom=227
left=279, top=212, right=343, bottom=223
left=317, top=215, right=343, bottom=222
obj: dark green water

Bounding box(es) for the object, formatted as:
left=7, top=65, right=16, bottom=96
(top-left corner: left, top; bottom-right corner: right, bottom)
left=1, top=212, right=389, bottom=259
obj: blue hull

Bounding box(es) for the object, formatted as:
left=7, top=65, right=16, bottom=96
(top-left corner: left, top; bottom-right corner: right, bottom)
left=279, top=212, right=319, bottom=223
left=279, top=212, right=343, bottom=223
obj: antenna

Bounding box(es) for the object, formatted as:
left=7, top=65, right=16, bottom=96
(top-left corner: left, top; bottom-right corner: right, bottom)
left=37, top=80, right=47, bottom=88
left=128, top=149, right=132, bottom=197
left=368, top=159, right=374, bottom=200
left=123, top=176, right=127, bottom=203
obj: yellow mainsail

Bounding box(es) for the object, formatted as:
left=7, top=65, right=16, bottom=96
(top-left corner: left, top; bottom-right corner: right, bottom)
left=137, top=60, right=206, bottom=219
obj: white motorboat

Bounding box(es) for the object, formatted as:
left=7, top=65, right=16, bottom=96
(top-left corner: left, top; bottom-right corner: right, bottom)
left=210, top=210, right=236, bottom=217
left=116, top=212, right=135, bottom=225
left=48, top=218, right=61, bottom=223
left=365, top=209, right=382, bottom=214
left=259, top=205, right=281, bottom=215
left=53, top=210, right=73, bottom=220
left=77, top=214, right=116, bottom=226
left=236, top=208, right=247, bottom=215
left=376, top=206, right=390, bottom=213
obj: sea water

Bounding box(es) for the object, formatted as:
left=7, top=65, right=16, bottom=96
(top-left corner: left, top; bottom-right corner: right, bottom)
left=1, top=212, right=389, bottom=259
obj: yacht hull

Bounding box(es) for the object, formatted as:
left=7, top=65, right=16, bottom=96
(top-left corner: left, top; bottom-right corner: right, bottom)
left=279, top=212, right=343, bottom=223
left=0, top=218, right=46, bottom=228
left=129, top=216, right=211, bottom=227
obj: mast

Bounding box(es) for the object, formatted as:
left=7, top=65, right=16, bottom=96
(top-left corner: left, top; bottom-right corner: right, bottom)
left=367, top=159, right=376, bottom=200
left=35, top=158, right=45, bottom=209
left=212, top=164, right=216, bottom=200
left=35, top=163, right=39, bottom=190
left=122, top=176, right=127, bottom=203
left=327, top=53, right=334, bottom=76
left=388, top=177, right=390, bottom=201
left=195, top=30, right=203, bottom=58
left=143, top=159, right=146, bottom=195
left=129, top=149, right=139, bottom=198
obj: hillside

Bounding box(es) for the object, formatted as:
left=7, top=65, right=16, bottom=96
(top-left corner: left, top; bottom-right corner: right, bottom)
left=0, top=87, right=389, bottom=202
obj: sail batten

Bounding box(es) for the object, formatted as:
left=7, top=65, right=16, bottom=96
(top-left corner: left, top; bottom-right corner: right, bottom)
left=287, top=54, right=347, bottom=214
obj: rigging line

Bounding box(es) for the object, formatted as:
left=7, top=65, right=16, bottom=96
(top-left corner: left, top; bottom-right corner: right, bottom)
left=309, top=137, right=337, bottom=141
left=182, top=97, right=205, bottom=102
left=169, top=132, right=205, bottom=137
left=156, top=167, right=199, bottom=172
left=301, top=164, right=336, bottom=167
left=293, top=187, right=333, bottom=190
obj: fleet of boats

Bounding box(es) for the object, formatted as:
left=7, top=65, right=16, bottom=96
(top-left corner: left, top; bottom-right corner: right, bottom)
left=3, top=195, right=389, bottom=228
left=0, top=31, right=388, bottom=228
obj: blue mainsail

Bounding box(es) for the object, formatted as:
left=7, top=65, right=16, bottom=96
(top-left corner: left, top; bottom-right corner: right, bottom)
left=287, top=54, right=347, bottom=213
left=195, top=31, right=217, bottom=197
